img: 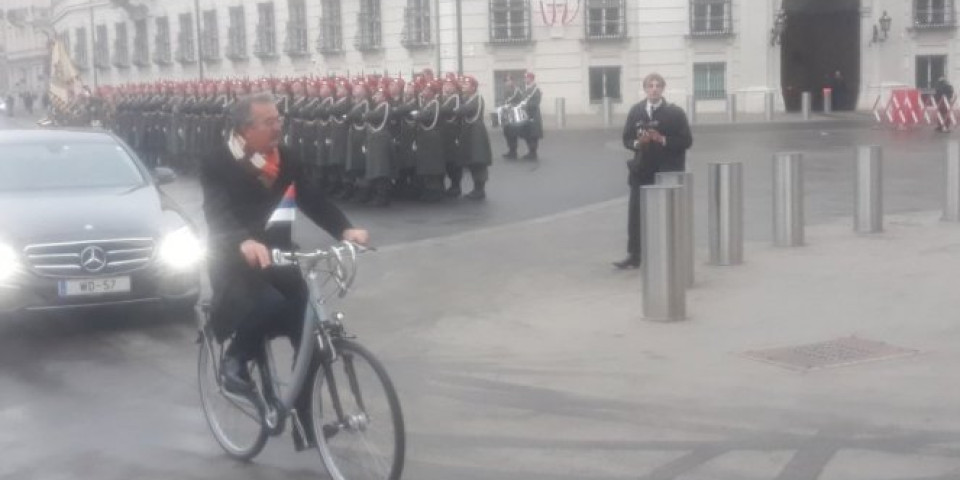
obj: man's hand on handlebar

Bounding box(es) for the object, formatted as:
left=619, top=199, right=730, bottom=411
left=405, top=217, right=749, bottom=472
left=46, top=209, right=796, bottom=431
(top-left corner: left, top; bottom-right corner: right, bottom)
left=341, top=228, right=370, bottom=246
left=240, top=239, right=272, bottom=269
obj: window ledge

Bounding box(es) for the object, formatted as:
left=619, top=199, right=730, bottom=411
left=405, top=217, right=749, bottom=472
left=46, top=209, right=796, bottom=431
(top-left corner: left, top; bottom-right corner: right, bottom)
left=225, top=53, right=248, bottom=61
left=686, top=31, right=735, bottom=39
left=582, top=35, right=628, bottom=44
left=254, top=51, right=280, bottom=60
left=909, top=23, right=958, bottom=32
left=318, top=47, right=345, bottom=55
left=402, top=41, right=433, bottom=50
left=356, top=46, right=383, bottom=53
left=486, top=39, right=535, bottom=47
left=285, top=50, right=311, bottom=58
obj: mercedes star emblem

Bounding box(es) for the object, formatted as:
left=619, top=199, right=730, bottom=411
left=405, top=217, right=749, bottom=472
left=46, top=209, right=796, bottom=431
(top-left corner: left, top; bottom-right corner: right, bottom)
left=79, top=246, right=107, bottom=273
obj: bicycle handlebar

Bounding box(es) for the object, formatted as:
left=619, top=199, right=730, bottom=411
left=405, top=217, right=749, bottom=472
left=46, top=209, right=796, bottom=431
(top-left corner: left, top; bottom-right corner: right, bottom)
left=270, top=241, right=375, bottom=298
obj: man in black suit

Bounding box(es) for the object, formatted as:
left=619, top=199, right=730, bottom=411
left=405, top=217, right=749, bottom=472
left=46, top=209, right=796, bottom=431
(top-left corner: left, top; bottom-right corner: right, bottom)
left=615, top=73, right=693, bottom=269
left=200, top=92, right=369, bottom=449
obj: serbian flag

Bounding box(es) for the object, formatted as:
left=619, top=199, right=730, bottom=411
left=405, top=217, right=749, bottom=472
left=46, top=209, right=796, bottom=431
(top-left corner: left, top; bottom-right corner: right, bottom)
left=266, top=184, right=297, bottom=229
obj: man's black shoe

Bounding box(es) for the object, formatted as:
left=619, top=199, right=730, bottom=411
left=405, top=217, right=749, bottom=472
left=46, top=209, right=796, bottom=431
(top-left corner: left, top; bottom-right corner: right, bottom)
left=220, top=354, right=254, bottom=395
left=612, top=257, right=640, bottom=269
left=445, top=185, right=462, bottom=198
left=521, top=152, right=538, bottom=160
left=465, top=189, right=486, bottom=200
left=502, top=152, right=518, bottom=160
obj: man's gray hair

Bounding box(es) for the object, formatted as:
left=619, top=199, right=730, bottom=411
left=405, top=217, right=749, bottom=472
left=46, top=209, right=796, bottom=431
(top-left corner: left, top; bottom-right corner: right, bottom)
left=228, top=92, right=276, bottom=131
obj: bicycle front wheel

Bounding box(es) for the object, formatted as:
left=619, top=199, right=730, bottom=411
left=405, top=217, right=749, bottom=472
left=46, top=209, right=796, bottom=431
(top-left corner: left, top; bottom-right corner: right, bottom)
left=197, top=336, right=268, bottom=461
left=312, top=339, right=405, bottom=480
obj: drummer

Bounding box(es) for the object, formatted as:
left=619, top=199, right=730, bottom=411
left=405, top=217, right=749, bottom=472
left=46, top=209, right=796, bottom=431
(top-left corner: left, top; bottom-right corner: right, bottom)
left=500, top=75, right=523, bottom=160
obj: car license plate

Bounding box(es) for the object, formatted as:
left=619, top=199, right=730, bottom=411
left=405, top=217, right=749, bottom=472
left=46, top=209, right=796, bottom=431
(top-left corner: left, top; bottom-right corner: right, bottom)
left=58, top=277, right=131, bottom=297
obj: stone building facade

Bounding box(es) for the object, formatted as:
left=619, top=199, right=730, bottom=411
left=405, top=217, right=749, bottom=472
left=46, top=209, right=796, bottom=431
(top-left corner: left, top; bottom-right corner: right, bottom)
left=50, top=0, right=960, bottom=118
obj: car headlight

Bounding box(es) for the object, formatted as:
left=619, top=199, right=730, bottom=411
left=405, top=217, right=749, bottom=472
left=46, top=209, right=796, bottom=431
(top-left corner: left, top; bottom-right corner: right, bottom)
left=159, top=227, right=204, bottom=271
left=0, top=243, right=20, bottom=282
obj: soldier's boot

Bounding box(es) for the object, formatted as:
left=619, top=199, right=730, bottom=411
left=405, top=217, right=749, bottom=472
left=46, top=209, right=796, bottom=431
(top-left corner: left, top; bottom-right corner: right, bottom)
left=371, top=179, right=392, bottom=207
left=466, top=181, right=486, bottom=201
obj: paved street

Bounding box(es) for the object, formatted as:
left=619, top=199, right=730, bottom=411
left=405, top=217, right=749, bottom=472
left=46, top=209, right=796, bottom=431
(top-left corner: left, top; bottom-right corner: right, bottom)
left=5, top=114, right=960, bottom=479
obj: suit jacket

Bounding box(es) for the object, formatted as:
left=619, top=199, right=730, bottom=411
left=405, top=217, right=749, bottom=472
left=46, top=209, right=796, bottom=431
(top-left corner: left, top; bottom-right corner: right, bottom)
left=200, top=143, right=352, bottom=340
left=622, top=98, right=693, bottom=186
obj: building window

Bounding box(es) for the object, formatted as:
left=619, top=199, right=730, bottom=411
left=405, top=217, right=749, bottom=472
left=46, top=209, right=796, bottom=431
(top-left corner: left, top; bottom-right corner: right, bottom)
left=690, top=0, right=732, bottom=36
left=589, top=66, right=622, bottom=103
left=177, top=13, right=197, bottom=64
left=318, top=0, right=343, bottom=53
left=94, top=25, right=109, bottom=70
left=154, top=17, right=172, bottom=65
left=356, top=0, right=382, bottom=51
left=201, top=9, right=220, bottom=62
left=227, top=6, right=247, bottom=60
left=493, top=69, right=526, bottom=104
left=132, top=19, right=149, bottom=67
left=59, top=31, right=70, bottom=55
left=914, top=0, right=956, bottom=28
left=255, top=2, right=278, bottom=58
left=585, top=0, right=626, bottom=40
left=917, top=55, right=947, bottom=94
left=73, top=28, right=89, bottom=71
left=285, top=0, right=309, bottom=56
left=490, top=0, right=531, bottom=43
left=112, top=22, right=130, bottom=68
left=402, top=0, right=431, bottom=47
left=694, top=62, right=726, bottom=99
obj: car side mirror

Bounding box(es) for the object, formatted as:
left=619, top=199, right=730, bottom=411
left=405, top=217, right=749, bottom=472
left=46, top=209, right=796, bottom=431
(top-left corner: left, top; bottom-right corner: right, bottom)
left=153, top=167, right=177, bottom=186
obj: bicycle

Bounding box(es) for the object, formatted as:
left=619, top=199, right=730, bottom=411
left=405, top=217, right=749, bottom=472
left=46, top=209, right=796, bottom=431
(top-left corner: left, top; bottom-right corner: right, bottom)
left=196, top=241, right=405, bottom=480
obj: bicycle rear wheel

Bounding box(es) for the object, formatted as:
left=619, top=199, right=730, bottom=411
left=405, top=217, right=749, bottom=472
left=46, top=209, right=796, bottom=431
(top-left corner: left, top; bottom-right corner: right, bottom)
left=197, top=335, right=269, bottom=460
left=312, top=338, right=405, bottom=480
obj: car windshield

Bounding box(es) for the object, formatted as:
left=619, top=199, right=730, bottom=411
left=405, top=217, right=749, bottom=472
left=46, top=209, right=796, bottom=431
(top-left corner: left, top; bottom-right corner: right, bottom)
left=0, top=140, right=145, bottom=191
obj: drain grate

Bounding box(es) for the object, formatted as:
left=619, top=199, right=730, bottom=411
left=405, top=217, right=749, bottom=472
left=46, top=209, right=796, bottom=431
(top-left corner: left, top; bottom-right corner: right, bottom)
left=742, top=337, right=919, bottom=371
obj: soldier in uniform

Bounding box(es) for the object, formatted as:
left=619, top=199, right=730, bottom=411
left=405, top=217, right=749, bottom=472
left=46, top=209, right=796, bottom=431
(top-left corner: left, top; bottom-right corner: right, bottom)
left=363, top=84, right=395, bottom=207
left=327, top=79, right=353, bottom=197
left=517, top=72, right=543, bottom=160
left=500, top=76, right=523, bottom=159
left=453, top=75, right=493, bottom=200
left=389, top=78, right=417, bottom=200
left=315, top=80, right=336, bottom=190
left=342, top=79, right=370, bottom=201
left=439, top=75, right=462, bottom=197
left=414, top=80, right=445, bottom=202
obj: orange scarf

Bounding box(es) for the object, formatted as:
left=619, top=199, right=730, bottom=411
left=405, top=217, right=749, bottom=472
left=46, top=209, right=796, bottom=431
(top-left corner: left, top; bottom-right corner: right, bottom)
left=259, top=148, right=280, bottom=187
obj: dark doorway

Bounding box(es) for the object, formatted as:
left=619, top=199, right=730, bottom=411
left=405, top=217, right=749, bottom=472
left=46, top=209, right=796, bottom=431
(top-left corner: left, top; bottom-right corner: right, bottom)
left=781, top=0, right=860, bottom=111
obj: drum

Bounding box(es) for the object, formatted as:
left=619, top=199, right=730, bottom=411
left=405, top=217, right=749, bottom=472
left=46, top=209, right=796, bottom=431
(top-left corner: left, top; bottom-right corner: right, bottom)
left=508, top=106, right=529, bottom=125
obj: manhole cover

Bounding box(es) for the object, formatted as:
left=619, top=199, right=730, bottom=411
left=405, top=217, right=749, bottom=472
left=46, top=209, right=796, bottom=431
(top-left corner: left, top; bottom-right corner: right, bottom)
left=742, top=337, right=918, bottom=371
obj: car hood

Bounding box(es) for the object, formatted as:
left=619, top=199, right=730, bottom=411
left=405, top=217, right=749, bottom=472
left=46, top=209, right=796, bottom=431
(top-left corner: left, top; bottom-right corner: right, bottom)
left=0, top=184, right=163, bottom=247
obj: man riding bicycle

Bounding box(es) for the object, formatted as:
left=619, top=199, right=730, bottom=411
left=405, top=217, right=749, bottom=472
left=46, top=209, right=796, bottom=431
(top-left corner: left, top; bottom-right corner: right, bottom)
left=199, top=92, right=369, bottom=451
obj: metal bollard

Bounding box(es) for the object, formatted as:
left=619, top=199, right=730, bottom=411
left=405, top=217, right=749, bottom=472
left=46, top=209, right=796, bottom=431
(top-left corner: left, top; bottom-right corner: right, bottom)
left=641, top=185, right=686, bottom=321
left=772, top=152, right=805, bottom=247
left=945, top=140, right=960, bottom=221
left=764, top=91, right=775, bottom=121
left=726, top=93, right=737, bottom=123
left=801, top=91, right=811, bottom=120
left=708, top=162, right=744, bottom=265
left=855, top=145, right=884, bottom=233
left=555, top=97, right=566, bottom=129
left=685, top=95, right=697, bottom=125
left=656, top=171, right=694, bottom=287
left=823, top=88, right=833, bottom=114
left=602, top=96, right=613, bottom=127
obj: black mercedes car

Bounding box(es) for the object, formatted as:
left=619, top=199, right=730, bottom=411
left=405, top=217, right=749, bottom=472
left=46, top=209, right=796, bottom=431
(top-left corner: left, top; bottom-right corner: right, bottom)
left=0, top=129, right=201, bottom=316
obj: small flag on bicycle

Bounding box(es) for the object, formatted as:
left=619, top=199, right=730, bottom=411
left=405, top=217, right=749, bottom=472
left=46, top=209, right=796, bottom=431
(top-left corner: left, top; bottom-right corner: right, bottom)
left=266, top=184, right=296, bottom=229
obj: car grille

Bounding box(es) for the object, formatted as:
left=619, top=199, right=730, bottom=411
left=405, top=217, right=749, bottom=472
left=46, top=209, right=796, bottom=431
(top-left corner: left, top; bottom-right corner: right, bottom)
left=23, top=238, right=156, bottom=278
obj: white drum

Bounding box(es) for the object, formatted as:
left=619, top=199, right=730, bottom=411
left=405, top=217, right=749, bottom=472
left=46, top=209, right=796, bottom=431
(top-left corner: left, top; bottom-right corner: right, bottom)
left=508, top=106, right=529, bottom=125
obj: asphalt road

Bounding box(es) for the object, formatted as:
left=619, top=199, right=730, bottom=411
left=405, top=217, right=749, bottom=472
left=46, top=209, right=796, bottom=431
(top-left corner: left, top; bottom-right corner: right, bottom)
left=2, top=115, right=958, bottom=479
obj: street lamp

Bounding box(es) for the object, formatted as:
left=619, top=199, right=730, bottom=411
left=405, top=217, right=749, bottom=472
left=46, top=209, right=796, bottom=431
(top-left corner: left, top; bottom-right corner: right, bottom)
left=770, top=8, right=787, bottom=47
left=871, top=10, right=892, bottom=44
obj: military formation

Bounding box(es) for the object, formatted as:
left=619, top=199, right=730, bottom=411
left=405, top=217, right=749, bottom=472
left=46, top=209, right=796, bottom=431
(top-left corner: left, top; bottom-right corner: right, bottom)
left=46, top=68, right=545, bottom=206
